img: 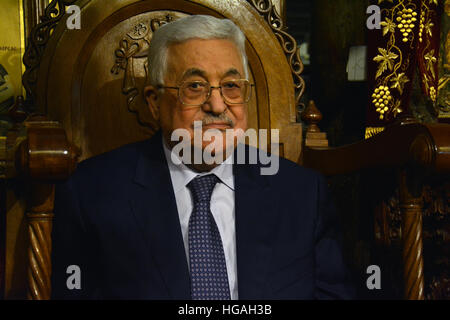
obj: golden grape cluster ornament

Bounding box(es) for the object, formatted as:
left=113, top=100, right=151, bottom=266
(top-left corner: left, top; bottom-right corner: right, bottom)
left=371, top=2, right=420, bottom=121
left=372, top=86, right=393, bottom=120
left=370, top=0, right=440, bottom=124
left=396, top=8, right=417, bottom=42
left=418, top=12, right=425, bottom=42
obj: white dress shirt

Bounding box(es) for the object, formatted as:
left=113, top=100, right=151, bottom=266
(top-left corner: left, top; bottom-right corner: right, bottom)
left=162, top=140, right=238, bottom=300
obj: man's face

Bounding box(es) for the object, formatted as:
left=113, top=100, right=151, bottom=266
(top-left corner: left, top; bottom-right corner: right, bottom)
left=145, top=39, right=248, bottom=169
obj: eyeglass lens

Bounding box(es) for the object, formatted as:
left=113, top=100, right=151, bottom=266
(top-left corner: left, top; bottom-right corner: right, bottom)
left=180, top=80, right=250, bottom=105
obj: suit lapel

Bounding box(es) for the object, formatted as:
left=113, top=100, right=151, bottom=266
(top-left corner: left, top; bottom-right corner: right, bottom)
left=233, top=156, right=277, bottom=299
left=129, top=133, right=191, bottom=299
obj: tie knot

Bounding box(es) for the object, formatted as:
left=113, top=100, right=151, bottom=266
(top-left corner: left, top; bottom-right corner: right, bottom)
left=187, top=174, right=219, bottom=203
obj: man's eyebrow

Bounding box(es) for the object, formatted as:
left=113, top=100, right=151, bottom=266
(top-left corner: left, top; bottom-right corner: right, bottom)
left=181, top=68, right=207, bottom=80
left=223, top=68, right=241, bottom=78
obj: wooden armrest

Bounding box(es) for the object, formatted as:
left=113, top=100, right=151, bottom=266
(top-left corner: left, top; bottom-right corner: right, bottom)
left=2, top=112, right=79, bottom=299
left=301, top=121, right=450, bottom=176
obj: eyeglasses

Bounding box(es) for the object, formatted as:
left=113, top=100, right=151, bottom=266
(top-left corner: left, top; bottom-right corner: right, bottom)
left=157, top=79, right=254, bottom=107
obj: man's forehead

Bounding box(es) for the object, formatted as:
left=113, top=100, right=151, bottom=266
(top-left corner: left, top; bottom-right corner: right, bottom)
left=166, top=39, right=244, bottom=80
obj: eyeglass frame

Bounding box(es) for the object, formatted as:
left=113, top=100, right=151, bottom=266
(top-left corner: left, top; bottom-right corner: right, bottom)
left=156, top=79, right=255, bottom=106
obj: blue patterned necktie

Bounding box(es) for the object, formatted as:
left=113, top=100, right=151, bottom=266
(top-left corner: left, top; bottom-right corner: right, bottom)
left=187, top=174, right=231, bottom=300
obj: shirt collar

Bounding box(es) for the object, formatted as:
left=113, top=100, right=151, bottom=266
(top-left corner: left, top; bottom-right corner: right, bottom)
left=162, top=137, right=234, bottom=193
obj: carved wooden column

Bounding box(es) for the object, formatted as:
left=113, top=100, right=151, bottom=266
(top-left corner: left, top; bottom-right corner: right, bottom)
left=14, top=117, right=78, bottom=299
left=400, top=123, right=450, bottom=300
left=26, top=183, right=54, bottom=300
left=398, top=170, right=424, bottom=300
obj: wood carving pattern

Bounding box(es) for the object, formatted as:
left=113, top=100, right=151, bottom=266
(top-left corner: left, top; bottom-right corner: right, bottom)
left=22, top=0, right=77, bottom=109
left=422, top=182, right=450, bottom=299
left=378, top=183, right=449, bottom=243
left=387, top=191, right=403, bottom=242
left=374, top=189, right=403, bottom=246
left=249, top=0, right=306, bottom=109
left=111, top=14, right=176, bottom=129
left=423, top=184, right=449, bottom=221
left=427, top=277, right=450, bottom=299
left=374, top=180, right=450, bottom=299
left=27, top=213, right=53, bottom=300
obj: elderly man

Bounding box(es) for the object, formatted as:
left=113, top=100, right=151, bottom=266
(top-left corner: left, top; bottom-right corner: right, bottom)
left=52, top=15, right=354, bottom=300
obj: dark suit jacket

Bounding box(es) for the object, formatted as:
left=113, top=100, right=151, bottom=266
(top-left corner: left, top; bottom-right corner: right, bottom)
left=51, top=131, right=355, bottom=299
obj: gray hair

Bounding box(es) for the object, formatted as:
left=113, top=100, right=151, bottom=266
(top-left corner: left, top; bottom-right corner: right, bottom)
left=147, top=15, right=248, bottom=86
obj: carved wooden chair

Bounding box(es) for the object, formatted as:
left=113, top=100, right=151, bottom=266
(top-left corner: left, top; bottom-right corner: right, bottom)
left=301, top=103, right=450, bottom=299
left=3, top=0, right=305, bottom=299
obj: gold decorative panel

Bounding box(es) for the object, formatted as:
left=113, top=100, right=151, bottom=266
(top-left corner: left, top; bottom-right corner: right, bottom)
left=0, top=0, right=25, bottom=109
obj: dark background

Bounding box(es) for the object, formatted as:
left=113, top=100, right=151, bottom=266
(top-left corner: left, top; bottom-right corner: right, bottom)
left=286, top=0, right=369, bottom=146
left=285, top=0, right=399, bottom=299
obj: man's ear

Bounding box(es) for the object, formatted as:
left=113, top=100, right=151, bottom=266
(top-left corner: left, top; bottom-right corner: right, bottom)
left=143, top=85, right=160, bottom=121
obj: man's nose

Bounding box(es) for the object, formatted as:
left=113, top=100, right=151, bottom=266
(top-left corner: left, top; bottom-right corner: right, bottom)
left=202, top=87, right=227, bottom=114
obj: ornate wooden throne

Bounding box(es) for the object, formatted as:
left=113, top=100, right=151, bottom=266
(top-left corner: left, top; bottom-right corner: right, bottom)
left=4, top=0, right=447, bottom=301
left=2, top=0, right=305, bottom=299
